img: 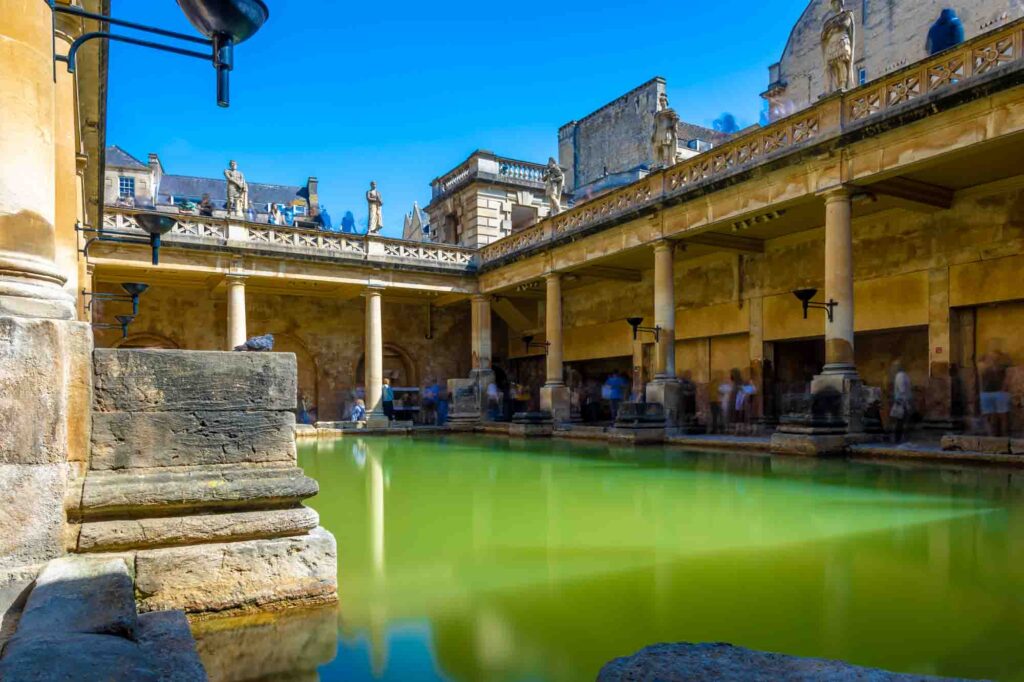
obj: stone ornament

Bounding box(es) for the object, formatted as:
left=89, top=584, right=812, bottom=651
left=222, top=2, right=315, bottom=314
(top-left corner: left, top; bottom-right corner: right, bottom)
left=543, top=158, right=565, bottom=216
left=367, top=181, right=383, bottom=233
left=224, top=160, right=249, bottom=218
left=822, top=0, right=855, bottom=94
left=651, top=92, right=680, bottom=169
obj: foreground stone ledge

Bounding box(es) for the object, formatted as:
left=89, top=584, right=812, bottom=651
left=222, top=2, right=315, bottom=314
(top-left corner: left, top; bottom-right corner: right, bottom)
left=940, top=434, right=1012, bottom=455
left=598, top=642, right=976, bottom=681
left=134, top=526, right=337, bottom=615
left=76, top=466, right=318, bottom=520
left=93, top=349, right=297, bottom=413
left=77, top=507, right=320, bottom=552
left=91, top=410, right=297, bottom=470
left=0, top=464, right=68, bottom=574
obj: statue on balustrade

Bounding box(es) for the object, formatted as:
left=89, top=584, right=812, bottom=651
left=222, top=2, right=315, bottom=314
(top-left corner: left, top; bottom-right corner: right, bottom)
left=367, top=181, right=383, bottom=233
left=224, top=160, right=249, bottom=218
left=821, top=0, right=855, bottom=93
left=651, top=92, right=680, bottom=169
left=543, top=158, right=565, bottom=216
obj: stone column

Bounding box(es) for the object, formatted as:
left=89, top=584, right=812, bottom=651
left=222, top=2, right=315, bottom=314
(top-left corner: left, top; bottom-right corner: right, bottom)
left=54, top=14, right=82, bottom=310
left=225, top=276, right=248, bottom=350
left=364, top=287, right=387, bottom=426
left=822, top=188, right=857, bottom=377
left=646, top=240, right=682, bottom=426
left=539, top=272, right=570, bottom=422
left=470, top=294, right=492, bottom=371
left=0, top=0, right=92, bottom=614
left=0, top=0, right=75, bottom=320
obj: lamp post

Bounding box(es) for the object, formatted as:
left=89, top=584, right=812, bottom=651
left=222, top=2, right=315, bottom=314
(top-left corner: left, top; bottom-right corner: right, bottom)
left=47, top=0, right=269, bottom=108
left=626, top=317, right=661, bottom=342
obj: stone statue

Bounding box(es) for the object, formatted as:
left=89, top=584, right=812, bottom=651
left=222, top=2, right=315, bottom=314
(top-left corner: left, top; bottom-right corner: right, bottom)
left=543, top=158, right=565, bottom=215
left=651, top=92, right=680, bottom=169
left=224, top=160, right=249, bottom=218
left=366, top=181, right=383, bottom=233
left=821, top=0, right=855, bottom=94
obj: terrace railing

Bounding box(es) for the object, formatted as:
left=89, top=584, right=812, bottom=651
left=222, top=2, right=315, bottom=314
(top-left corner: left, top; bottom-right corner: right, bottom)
left=431, top=151, right=548, bottom=201
left=101, top=208, right=477, bottom=272
left=479, top=18, right=1024, bottom=265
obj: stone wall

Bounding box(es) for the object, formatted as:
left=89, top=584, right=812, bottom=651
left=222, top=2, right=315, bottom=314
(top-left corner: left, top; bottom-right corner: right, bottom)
left=558, top=78, right=664, bottom=194
left=93, top=287, right=472, bottom=421
left=767, top=0, right=1024, bottom=120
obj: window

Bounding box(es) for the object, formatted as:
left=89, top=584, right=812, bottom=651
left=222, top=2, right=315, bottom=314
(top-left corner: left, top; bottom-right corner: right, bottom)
left=858, top=68, right=868, bottom=85
left=118, top=176, right=135, bottom=198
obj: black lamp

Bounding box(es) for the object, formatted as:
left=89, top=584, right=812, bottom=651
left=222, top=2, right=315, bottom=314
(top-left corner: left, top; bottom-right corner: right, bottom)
left=49, top=0, right=268, bottom=108
left=134, top=213, right=178, bottom=265
left=91, top=314, right=136, bottom=340
left=626, top=317, right=661, bottom=342
left=521, top=335, right=549, bottom=353
left=793, top=288, right=838, bottom=323
left=83, top=282, right=150, bottom=316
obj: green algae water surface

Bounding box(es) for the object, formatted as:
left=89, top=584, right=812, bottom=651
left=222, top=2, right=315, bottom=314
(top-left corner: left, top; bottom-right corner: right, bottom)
left=296, top=436, right=1024, bottom=682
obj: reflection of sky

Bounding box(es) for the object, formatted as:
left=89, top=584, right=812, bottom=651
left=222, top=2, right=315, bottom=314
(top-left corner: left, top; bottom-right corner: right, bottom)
left=321, top=622, right=451, bottom=682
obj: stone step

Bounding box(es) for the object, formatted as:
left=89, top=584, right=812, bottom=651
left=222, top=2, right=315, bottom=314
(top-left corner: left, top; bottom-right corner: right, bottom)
left=93, top=349, right=296, bottom=413
left=133, top=526, right=337, bottom=614
left=91, top=410, right=297, bottom=471
left=0, top=557, right=206, bottom=681
left=74, top=466, right=318, bottom=521
left=77, top=507, right=320, bottom=552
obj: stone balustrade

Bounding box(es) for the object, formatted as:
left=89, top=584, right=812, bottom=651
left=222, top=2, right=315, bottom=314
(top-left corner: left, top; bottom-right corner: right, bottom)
left=479, top=18, right=1024, bottom=266
left=431, top=151, right=547, bottom=200
left=102, top=208, right=477, bottom=271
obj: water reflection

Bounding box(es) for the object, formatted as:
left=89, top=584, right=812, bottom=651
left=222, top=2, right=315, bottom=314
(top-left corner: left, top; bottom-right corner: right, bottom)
left=295, top=437, right=1024, bottom=681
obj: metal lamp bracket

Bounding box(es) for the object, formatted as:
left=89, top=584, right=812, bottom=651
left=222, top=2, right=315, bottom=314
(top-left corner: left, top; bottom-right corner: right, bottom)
left=802, top=299, right=839, bottom=323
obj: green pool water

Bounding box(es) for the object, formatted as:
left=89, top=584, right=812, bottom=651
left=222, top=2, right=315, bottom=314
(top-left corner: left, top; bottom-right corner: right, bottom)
left=296, top=436, right=1024, bottom=682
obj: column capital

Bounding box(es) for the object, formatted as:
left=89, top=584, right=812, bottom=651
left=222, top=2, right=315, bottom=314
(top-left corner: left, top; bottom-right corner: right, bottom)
left=819, top=186, right=854, bottom=203
left=362, top=285, right=385, bottom=296
left=652, top=239, right=677, bottom=254
left=224, top=273, right=248, bottom=284
left=470, top=293, right=491, bottom=303
left=544, top=271, right=561, bottom=283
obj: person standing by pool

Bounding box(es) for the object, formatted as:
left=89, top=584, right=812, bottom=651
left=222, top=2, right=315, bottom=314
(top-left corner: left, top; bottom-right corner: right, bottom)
left=382, top=378, right=395, bottom=422
left=421, top=378, right=437, bottom=426
left=890, top=361, right=912, bottom=443
left=350, top=399, right=366, bottom=425
left=979, top=351, right=1011, bottom=437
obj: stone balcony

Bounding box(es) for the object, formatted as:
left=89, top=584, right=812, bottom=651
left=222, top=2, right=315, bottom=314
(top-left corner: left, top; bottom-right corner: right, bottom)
left=478, top=17, right=1024, bottom=267
left=100, top=207, right=478, bottom=273
left=430, top=150, right=547, bottom=202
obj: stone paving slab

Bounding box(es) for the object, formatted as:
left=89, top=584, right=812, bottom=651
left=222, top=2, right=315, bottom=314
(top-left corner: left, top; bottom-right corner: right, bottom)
left=598, top=642, right=980, bottom=681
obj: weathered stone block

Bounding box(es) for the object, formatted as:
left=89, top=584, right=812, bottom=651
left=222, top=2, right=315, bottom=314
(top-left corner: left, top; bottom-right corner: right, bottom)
left=1012, top=439, right=1024, bottom=455
left=0, top=464, right=67, bottom=572
left=598, top=642, right=967, bottom=681
left=77, top=507, right=319, bottom=552
left=93, top=349, right=297, bottom=413
left=136, top=611, right=209, bottom=682
left=17, top=557, right=136, bottom=639
left=192, top=605, right=337, bottom=682
left=77, top=466, right=318, bottom=520
left=940, top=434, right=1011, bottom=454
left=134, top=526, right=337, bottom=614
left=91, top=411, right=296, bottom=470
left=608, top=427, right=666, bottom=445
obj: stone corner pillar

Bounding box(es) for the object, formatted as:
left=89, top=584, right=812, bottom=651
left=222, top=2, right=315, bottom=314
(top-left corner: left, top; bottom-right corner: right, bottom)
left=539, top=272, right=570, bottom=423
left=646, top=239, right=682, bottom=426
left=363, top=287, right=388, bottom=427
left=470, top=294, right=492, bottom=372
left=225, top=275, right=248, bottom=350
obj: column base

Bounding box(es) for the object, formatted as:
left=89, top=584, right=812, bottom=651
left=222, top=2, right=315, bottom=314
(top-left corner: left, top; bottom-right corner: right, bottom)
left=0, top=278, right=76, bottom=321
left=539, top=384, right=570, bottom=424
left=645, top=379, right=682, bottom=427
left=365, top=412, right=390, bottom=429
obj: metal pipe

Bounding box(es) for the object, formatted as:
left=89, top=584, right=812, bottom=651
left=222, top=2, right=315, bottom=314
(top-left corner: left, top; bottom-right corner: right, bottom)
left=64, top=31, right=210, bottom=74
left=49, top=1, right=211, bottom=45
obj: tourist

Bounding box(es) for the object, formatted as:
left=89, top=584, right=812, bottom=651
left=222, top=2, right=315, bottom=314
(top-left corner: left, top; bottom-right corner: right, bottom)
left=350, top=398, right=366, bottom=424
left=679, top=370, right=697, bottom=428
left=979, top=351, right=1011, bottom=436
left=319, top=205, right=333, bottom=231
left=421, top=378, right=437, bottom=426
left=604, top=371, right=628, bottom=421
left=298, top=393, right=312, bottom=425
left=715, top=373, right=734, bottom=434
left=734, top=372, right=757, bottom=433
left=269, top=203, right=284, bottom=225
left=382, top=378, right=395, bottom=422
left=198, top=193, right=214, bottom=216
left=437, top=390, right=450, bottom=425
left=486, top=380, right=501, bottom=421
left=890, top=361, right=912, bottom=443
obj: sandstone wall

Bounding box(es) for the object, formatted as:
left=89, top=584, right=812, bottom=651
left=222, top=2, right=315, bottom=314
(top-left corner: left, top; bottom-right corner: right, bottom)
left=93, top=288, right=472, bottom=421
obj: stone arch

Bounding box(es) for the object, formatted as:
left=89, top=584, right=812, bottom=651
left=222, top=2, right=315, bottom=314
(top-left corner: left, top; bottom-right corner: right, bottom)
left=270, top=333, right=320, bottom=420
left=356, top=342, right=417, bottom=388
left=114, top=332, right=180, bottom=349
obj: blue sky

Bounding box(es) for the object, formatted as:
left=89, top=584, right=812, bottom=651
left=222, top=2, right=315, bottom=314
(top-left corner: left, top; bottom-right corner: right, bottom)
left=108, top=0, right=808, bottom=236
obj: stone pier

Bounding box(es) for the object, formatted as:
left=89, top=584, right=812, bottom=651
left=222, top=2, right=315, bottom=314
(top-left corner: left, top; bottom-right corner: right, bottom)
left=68, top=349, right=337, bottom=616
